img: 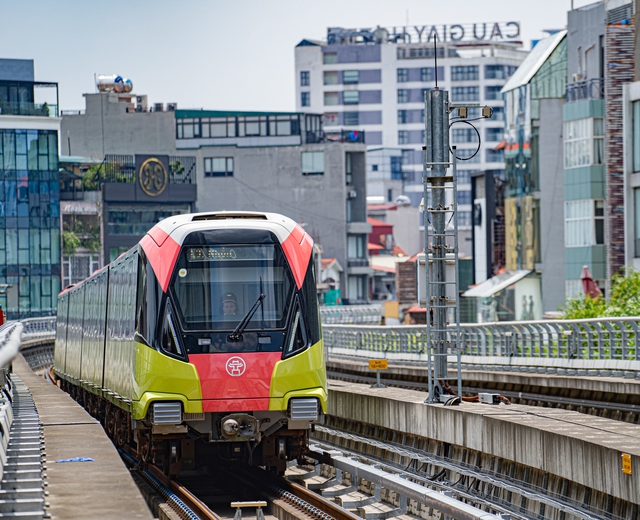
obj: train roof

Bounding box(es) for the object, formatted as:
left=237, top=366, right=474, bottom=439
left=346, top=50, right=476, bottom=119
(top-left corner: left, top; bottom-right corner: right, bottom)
left=148, top=211, right=305, bottom=247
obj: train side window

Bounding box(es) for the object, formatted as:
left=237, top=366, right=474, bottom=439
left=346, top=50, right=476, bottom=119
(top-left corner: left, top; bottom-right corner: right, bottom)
left=161, top=303, right=184, bottom=358
left=283, top=299, right=308, bottom=359
left=135, top=254, right=147, bottom=333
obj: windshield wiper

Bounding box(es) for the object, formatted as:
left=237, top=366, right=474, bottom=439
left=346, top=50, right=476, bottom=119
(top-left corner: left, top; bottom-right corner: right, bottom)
left=228, top=294, right=266, bottom=342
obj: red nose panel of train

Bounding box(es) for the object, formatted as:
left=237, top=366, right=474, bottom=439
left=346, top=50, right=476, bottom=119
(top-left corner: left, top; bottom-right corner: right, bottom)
left=188, top=352, right=281, bottom=412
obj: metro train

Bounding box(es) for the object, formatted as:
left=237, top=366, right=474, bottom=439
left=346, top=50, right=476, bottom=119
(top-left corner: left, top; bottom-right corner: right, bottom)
left=54, top=211, right=327, bottom=474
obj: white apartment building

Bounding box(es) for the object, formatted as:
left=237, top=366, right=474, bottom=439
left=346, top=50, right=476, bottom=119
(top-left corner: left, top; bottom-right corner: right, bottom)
left=295, top=23, right=527, bottom=255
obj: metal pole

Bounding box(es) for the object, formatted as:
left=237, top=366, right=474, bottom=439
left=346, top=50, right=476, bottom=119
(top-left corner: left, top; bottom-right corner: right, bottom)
left=424, top=87, right=450, bottom=401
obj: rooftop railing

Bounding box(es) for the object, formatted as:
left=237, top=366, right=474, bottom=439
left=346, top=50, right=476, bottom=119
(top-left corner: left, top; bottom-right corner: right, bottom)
left=0, top=102, right=58, bottom=117
left=565, top=78, right=604, bottom=103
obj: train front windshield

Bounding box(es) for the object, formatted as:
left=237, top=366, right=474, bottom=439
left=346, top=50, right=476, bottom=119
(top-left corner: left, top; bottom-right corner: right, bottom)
left=171, top=244, right=294, bottom=334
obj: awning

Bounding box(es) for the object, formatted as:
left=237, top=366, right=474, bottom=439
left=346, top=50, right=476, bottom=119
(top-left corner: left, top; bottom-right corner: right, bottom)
left=463, top=270, right=531, bottom=298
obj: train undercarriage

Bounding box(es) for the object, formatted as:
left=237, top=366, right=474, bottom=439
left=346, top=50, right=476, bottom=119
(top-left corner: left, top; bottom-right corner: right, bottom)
left=59, top=379, right=310, bottom=476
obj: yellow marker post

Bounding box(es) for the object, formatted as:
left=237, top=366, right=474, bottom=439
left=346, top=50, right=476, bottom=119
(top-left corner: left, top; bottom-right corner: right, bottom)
left=369, top=359, right=388, bottom=388
left=622, top=453, right=632, bottom=475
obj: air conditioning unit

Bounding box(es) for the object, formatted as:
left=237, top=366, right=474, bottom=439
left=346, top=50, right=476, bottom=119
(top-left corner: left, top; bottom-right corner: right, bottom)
left=347, top=189, right=357, bottom=199
left=154, top=103, right=164, bottom=112
left=572, top=73, right=583, bottom=82
left=136, top=95, right=148, bottom=110
left=166, top=103, right=177, bottom=111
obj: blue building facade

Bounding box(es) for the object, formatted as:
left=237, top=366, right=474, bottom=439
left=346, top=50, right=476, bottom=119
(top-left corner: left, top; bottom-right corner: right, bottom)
left=0, top=59, right=61, bottom=318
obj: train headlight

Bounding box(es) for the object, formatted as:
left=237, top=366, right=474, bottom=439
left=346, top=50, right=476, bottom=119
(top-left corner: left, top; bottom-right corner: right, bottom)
left=149, top=401, right=182, bottom=425
left=289, top=398, right=318, bottom=421
left=222, top=418, right=239, bottom=436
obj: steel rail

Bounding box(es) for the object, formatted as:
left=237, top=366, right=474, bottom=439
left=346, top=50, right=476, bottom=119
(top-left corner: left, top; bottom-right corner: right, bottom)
left=311, top=427, right=609, bottom=520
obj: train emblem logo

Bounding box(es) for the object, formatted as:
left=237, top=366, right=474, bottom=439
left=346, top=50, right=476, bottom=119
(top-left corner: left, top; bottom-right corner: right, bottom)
left=226, top=357, right=246, bottom=377
left=139, top=157, right=168, bottom=197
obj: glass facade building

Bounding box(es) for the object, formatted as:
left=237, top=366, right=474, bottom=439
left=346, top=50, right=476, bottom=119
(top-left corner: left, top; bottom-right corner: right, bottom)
left=0, top=128, right=60, bottom=318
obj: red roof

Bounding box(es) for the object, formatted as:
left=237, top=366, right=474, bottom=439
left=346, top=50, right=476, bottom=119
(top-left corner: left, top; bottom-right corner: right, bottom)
left=367, top=243, right=384, bottom=251
left=393, top=245, right=408, bottom=257
left=321, top=258, right=336, bottom=269
left=367, top=217, right=393, bottom=228
left=371, top=264, right=395, bottom=273
left=406, top=305, right=426, bottom=313
left=367, top=203, right=397, bottom=211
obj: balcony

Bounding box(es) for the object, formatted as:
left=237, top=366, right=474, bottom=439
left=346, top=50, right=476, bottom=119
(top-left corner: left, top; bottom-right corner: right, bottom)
left=565, top=78, right=604, bottom=103
left=0, top=101, right=58, bottom=117
left=325, top=130, right=366, bottom=143
left=0, top=81, right=60, bottom=117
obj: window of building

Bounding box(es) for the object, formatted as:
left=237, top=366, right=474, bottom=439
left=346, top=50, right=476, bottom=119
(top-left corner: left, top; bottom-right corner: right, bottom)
left=451, top=128, right=478, bottom=143
left=300, top=71, right=310, bottom=86
left=485, top=64, right=517, bottom=80
left=346, top=153, right=353, bottom=185
left=323, top=71, right=339, bottom=85
left=486, top=149, right=504, bottom=162
left=485, top=86, right=503, bottom=100
left=457, top=169, right=472, bottom=185
left=347, top=235, right=366, bottom=258
left=457, top=190, right=472, bottom=205
left=635, top=188, right=640, bottom=256
left=343, top=70, right=359, bottom=84
left=343, top=111, right=359, bottom=125
left=343, top=90, right=359, bottom=105
left=564, top=118, right=604, bottom=168
left=451, top=66, right=478, bottom=81
left=451, top=87, right=479, bottom=102
left=421, top=67, right=436, bottom=82
left=397, top=110, right=407, bottom=124
left=565, top=199, right=605, bottom=247
left=454, top=149, right=481, bottom=163
left=323, top=113, right=339, bottom=126
left=324, top=92, right=339, bottom=106
left=201, top=116, right=236, bottom=138
left=347, top=275, right=367, bottom=301
left=397, top=68, right=408, bottom=82
left=633, top=101, right=640, bottom=172
left=301, top=92, right=310, bottom=107
left=398, top=131, right=409, bottom=145
left=268, top=115, right=299, bottom=136
left=391, top=157, right=402, bottom=180
left=402, top=149, right=414, bottom=166
left=491, top=106, right=505, bottom=121
left=458, top=211, right=472, bottom=227
left=323, top=52, right=338, bottom=64
left=372, top=164, right=378, bottom=171
left=204, top=157, right=234, bottom=177
left=485, top=127, right=503, bottom=142
left=397, top=89, right=408, bottom=103
left=302, top=151, right=324, bottom=175
left=238, top=116, right=267, bottom=137
left=176, top=118, right=200, bottom=139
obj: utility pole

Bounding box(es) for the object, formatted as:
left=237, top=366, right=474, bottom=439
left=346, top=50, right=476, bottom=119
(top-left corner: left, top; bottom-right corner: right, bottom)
left=424, top=85, right=462, bottom=403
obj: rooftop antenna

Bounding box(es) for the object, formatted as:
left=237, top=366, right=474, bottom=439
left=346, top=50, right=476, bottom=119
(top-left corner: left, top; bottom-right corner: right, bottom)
left=434, top=35, right=438, bottom=88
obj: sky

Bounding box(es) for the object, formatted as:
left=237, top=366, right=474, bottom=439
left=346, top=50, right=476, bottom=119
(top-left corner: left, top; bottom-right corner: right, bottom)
left=3, top=0, right=598, bottom=113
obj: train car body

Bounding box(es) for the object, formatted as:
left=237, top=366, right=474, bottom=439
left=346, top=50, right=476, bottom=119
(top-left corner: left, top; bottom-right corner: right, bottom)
left=54, top=211, right=326, bottom=472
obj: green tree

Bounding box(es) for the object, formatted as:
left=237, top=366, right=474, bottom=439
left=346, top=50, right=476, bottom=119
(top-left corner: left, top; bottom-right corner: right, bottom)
left=82, top=165, right=101, bottom=190
left=561, top=268, right=640, bottom=318
left=62, top=230, right=81, bottom=255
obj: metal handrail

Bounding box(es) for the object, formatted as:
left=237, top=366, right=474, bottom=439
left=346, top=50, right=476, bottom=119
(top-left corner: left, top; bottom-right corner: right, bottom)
left=324, top=317, right=640, bottom=378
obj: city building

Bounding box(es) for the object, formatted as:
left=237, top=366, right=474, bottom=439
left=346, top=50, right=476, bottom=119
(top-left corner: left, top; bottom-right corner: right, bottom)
left=604, top=0, right=635, bottom=289
left=0, top=58, right=61, bottom=319
left=563, top=2, right=607, bottom=298
left=500, top=30, right=567, bottom=317
left=61, top=90, right=197, bottom=269
left=173, top=110, right=370, bottom=304
left=62, top=91, right=371, bottom=303
left=294, top=23, right=527, bottom=257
